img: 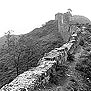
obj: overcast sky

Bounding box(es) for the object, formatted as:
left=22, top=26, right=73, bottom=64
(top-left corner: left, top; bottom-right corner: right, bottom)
left=0, top=0, right=91, bottom=37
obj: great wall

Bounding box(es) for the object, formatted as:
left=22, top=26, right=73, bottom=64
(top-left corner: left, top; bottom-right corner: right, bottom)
left=0, top=11, right=91, bottom=91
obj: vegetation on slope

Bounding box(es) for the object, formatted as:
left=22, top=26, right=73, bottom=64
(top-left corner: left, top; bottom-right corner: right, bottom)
left=0, top=20, right=64, bottom=88
left=32, top=24, right=91, bottom=91
left=0, top=11, right=91, bottom=91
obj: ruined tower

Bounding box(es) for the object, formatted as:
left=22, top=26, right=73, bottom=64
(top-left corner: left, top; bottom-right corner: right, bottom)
left=55, top=12, right=72, bottom=42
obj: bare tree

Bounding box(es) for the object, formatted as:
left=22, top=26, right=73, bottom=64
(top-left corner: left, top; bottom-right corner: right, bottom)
left=4, top=30, right=24, bottom=76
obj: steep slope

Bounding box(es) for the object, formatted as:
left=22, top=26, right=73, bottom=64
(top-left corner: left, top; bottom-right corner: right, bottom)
left=0, top=20, right=64, bottom=88
left=0, top=12, right=91, bottom=91
left=18, top=20, right=63, bottom=67
left=0, top=26, right=79, bottom=91
left=1, top=23, right=91, bottom=91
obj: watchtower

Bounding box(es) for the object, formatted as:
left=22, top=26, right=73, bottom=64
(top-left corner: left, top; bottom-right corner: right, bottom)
left=55, top=11, right=72, bottom=42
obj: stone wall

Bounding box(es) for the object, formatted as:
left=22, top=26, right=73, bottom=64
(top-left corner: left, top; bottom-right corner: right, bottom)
left=55, top=12, right=72, bottom=42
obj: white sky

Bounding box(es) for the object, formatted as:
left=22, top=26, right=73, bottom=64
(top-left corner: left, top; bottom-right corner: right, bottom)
left=0, top=0, right=91, bottom=37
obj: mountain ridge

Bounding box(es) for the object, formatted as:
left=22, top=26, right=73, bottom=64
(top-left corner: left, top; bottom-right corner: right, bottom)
left=0, top=12, right=91, bottom=90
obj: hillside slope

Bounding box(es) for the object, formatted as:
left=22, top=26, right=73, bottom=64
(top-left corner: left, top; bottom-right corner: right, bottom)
left=1, top=22, right=91, bottom=91
left=0, top=20, right=64, bottom=88
left=0, top=13, right=91, bottom=90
